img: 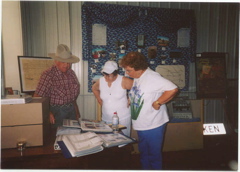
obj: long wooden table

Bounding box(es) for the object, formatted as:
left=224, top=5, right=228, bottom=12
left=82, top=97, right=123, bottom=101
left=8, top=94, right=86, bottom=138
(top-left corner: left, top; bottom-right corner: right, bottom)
left=1, top=128, right=134, bottom=169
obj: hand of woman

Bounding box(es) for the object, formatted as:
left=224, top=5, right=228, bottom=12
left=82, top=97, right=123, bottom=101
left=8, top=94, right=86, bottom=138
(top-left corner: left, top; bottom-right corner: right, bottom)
left=152, top=101, right=161, bottom=110
left=127, top=98, right=131, bottom=108
left=97, top=98, right=103, bottom=106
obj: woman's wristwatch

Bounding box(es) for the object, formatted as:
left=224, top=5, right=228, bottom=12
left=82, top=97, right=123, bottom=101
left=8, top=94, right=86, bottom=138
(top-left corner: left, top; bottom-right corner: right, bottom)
left=155, top=100, right=162, bottom=106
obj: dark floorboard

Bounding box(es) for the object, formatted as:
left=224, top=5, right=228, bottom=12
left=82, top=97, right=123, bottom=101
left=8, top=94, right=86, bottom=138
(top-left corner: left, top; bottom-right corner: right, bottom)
left=129, top=133, right=238, bottom=170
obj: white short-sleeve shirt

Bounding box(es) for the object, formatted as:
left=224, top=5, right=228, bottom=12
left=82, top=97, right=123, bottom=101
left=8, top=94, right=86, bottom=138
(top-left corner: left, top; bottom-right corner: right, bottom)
left=129, top=68, right=178, bottom=130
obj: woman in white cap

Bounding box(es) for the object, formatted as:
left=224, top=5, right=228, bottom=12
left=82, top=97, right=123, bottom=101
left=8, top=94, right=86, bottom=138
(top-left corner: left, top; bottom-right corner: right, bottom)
left=34, top=44, right=80, bottom=128
left=92, top=61, right=133, bottom=136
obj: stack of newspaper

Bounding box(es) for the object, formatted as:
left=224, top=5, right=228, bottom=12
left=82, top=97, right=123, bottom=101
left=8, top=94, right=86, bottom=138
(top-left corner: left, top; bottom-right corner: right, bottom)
left=57, top=132, right=134, bottom=158
left=58, top=132, right=104, bottom=158
left=56, top=118, right=135, bottom=158
left=98, top=133, right=134, bottom=148
left=54, top=126, right=81, bottom=150
left=63, top=118, right=113, bottom=133
left=1, top=95, right=32, bottom=104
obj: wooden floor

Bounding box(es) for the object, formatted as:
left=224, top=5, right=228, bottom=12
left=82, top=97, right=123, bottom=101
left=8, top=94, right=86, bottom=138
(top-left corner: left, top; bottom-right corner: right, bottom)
left=130, top=132, right=238, bottom=170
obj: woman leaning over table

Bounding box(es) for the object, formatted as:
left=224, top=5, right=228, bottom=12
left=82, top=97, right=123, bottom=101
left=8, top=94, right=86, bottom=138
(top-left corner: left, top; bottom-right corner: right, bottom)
left=120, top=51, right=178, bottom=170
left=92, top=61, right=133, bottom=136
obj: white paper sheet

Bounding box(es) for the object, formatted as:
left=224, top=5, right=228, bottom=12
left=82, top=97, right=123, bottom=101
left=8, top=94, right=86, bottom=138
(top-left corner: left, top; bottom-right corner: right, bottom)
left=177, top=28, right=190, bottom=47
left=92, top=24, right=107, bottom=45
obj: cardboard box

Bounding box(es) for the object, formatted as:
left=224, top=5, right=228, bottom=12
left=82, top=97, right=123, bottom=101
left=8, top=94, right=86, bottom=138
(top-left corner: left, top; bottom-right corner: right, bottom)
left=1, top=97, right=50, bottom=149
left=163, top=99, right=203, bottom=151
left=131, top=100, right=203, bottom=152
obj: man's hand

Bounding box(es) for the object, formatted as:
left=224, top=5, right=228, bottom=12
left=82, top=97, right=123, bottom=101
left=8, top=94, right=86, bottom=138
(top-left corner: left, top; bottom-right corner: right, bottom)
left=74, top=101, right=81, bottom=120
left=49, top=112, right=55, bottom=124
left=76, top=111, right=80, bottom=120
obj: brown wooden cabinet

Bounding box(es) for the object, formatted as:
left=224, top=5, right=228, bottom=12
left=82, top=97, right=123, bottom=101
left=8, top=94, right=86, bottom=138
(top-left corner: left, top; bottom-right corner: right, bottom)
left=1, top=97, right=50, bottom=149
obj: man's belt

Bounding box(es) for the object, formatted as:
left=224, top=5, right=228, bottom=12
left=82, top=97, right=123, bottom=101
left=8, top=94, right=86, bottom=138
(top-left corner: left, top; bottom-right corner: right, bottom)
left=51, top=103, right=73, bottom=108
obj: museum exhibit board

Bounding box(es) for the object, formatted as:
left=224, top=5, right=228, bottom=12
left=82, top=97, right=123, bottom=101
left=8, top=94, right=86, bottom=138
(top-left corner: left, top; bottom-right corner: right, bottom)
left=81, top=2, right=196, bottom=92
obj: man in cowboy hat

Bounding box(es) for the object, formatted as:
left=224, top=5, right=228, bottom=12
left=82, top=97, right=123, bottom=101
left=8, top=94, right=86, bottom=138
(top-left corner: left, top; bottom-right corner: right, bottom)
left=34, top=44, right=80, bottom=128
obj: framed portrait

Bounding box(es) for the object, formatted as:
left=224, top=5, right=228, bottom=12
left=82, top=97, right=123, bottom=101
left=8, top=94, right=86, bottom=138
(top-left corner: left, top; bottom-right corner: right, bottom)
left=18, top=56, right=54, bottom=93
left=195, top=52, right=227, bottom=99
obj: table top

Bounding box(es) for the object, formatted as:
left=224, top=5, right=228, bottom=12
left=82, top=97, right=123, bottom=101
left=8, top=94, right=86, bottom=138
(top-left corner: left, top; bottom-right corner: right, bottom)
left=1, top=127, right=133, bottom=159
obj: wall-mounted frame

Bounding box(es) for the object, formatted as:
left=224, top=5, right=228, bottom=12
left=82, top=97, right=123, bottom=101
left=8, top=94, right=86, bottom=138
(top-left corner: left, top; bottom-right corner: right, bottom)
left=137, top=34, right=145, bottom=48
left=18, top=56, right=54, bottom=93
left=195, top=52, right=227, bottom=99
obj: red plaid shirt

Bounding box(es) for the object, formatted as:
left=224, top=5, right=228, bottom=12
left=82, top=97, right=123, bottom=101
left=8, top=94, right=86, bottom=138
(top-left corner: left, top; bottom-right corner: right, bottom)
left=35, top=65, right=80, bottom=105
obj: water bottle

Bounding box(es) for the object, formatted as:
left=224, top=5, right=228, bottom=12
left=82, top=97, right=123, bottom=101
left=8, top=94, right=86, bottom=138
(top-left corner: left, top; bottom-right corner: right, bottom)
left=112, top=111, right=119, bottom=134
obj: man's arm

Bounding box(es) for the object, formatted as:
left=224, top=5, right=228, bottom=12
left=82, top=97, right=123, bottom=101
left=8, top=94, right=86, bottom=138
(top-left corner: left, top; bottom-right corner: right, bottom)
left=74, top=100, right=80, bottom=120
left=33, top=93, right=40, bottom=97
left=33, top=92, right=55, bottom=124
left=152, top=88, right=179, bottom=110
left=92, top=80, right=103, bottom=106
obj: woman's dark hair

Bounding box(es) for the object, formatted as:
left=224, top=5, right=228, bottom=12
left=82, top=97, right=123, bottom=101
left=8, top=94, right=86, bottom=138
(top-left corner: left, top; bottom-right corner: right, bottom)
left=120, top=52, right=148, bottom=70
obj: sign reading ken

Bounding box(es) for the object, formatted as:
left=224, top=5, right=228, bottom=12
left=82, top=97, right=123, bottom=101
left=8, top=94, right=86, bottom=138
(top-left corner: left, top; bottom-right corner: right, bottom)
left=203, top=123, right=226, bottom=135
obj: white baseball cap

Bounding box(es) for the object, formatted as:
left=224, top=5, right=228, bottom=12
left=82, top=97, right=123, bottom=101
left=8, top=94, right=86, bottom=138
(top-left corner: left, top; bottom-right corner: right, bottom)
left=101, top=61, right=118, bottom=74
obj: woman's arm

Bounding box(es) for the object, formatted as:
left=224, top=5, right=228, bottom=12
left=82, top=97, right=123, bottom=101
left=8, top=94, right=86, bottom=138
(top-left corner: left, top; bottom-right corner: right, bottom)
left=152, top=88, right=179, bottom=110
left=122, top=76, right=133, bottom=90
left=92, top=80, right=103, bottom=106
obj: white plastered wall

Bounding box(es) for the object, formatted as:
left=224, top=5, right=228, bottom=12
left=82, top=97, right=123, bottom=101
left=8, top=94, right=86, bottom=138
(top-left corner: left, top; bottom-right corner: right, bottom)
left=2, top=1, right=23, bottom=92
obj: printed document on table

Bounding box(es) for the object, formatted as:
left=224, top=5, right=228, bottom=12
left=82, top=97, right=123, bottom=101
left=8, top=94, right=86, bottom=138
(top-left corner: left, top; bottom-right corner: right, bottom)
left=98, top=133, right=134, bottom=148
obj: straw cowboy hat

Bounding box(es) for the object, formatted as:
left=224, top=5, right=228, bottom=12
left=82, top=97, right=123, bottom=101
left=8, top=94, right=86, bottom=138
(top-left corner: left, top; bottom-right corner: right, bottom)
left=48, top=44, right=80, bottom=63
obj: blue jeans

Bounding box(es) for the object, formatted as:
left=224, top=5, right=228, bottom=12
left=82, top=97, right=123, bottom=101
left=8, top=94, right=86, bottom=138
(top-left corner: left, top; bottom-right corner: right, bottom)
left=137, top=123, right=167, bottom=170
left=50, top=104, right=76, bottom=128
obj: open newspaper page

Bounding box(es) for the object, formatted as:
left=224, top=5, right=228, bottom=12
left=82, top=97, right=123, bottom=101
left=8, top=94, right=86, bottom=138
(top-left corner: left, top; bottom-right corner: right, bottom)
left=63, top=119, right=113, bottom=133
left=80, top=120, right=113, bottom=133
left=54, top=126, right=81, bottom=150
left=56, top=126, right=81, bottom=136
left=61, top=132, right=104, bottom=157
left=98, top=133, right=134, bottom=148
left=63, top=119, right=81, bottom=128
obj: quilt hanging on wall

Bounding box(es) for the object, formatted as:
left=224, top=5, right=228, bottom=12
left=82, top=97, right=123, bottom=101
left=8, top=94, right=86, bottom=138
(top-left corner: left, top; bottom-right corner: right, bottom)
left=82, top=2, right=196, bottom=92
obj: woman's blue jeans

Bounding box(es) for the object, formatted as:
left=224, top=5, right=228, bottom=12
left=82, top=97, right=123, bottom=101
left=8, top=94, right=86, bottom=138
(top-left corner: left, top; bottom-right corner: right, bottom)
left=137, top=123, right=167, bottom=170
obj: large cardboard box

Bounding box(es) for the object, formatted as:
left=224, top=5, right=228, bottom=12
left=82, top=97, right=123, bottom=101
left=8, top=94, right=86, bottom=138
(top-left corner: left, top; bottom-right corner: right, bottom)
left=163, top=99, right=203, bottom=151
left=1, top=97, right=50, bottom=149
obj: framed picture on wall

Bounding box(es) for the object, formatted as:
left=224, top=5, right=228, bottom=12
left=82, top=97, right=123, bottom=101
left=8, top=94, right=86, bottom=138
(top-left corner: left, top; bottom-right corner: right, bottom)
left=18, top=56, right=54, bottom=93
left=195, top=52, right=227, bottom=99
left=5, top=87, right=13, bottom=95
